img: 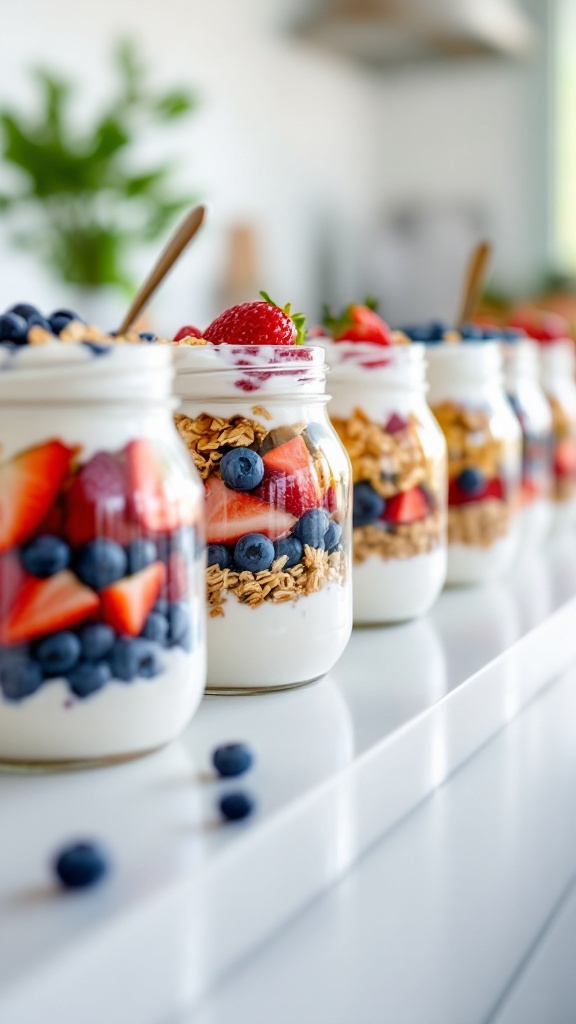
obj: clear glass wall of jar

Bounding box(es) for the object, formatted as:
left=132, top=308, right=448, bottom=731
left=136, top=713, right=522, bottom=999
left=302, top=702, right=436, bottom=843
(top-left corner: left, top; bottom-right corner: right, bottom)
left=0, top=345, right=206, bottom=768
left=502, top=337, right=553, bottom=544
left=538, top=339, right=576, bottom=529
left=317, top=342, right=447, bottom=624
left=426, top=342, right=522, bottom=585
left=173, top=344, right=352, bottom=693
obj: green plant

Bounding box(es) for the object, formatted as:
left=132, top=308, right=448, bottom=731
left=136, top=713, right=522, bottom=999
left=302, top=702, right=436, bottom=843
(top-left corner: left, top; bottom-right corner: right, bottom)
left=0, top=41, right=198, bottom=293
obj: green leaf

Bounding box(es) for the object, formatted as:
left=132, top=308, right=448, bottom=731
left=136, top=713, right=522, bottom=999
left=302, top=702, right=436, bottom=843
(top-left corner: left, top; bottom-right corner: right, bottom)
left=120, top=167, right=171, bottom=197
left=115, top=38, right=146, bottom=104
left=90, top=116, right=130, bottom=163
left=153, top=90, right=196, bottom=119
left=33, top=69, right=71, bottom=142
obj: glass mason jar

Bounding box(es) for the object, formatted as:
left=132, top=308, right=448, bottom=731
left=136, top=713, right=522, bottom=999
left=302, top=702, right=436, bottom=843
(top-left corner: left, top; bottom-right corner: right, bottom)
left=426, top=342, right=522, bottom=585
left=502, top=337, right=553, bottom=544
left=538, top=339, right=576, bottom=528
left=317, top=342, right=447, bottom=624
left=173, top=343, right=352, bottom=693
left=0, top=344, right=206, bottom=768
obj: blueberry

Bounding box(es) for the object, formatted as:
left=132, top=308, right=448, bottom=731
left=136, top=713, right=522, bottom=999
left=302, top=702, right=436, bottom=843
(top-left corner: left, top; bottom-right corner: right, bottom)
left=76, top=539, right=127, bottom=589
left=324, top=520, right=342, bottom=553
left=49, top=313, right=74, bottom=334
left=36, top=631, right=81, bottom=676
left=305, top=422, right=332, bottom=448
left=294, top=508, right=330, bottom=549
left=68, top=660, right=111, bottom=698
left=110, top=637, right=164, bottom=682
left=219, top=792, right=255, bottom=822
left=139, top=331, right=156, bottom=341
left=460, top=323, right=484, bottom=341
left=54, top=841, right=109, bottom=889
left=126, top=538, right=158, bottom=574
left=142, top=610, right=169, bottom=645
left=353, top=482, right=385, bottom=527
left=482, top=327, right=501, bottom=340
left=167, top=601, right=191, bottom=645
left=212, top=742, right=254, bottom=778
left=398, top=324, right=434, bottom=342
left=8, top=303, right=41, bottom=321
left=49, top=308, right=83, bottom=323
left=457, top=468, right=486, bottom=495
left=234, top=533, right=275, bottom=572
left=78, top=623, right=115, bottom=661
left=1, top=658, right=44, bottom=701
left=273, top=536, right=303, bottom=568
left=220, top=447, right=264, bottom=491
left=0, top=313, right=28, bottom=343
left=81, top=341, right=110, bottom=356
left=26, top=313, right=52, bottom=334
left=207, top=544, right=231, bottom=569
left=22, top=535, right=70, bottom=577
left=502, top=328, right=524, bottom=343
left=429, top=320, right=449, bottom=341
left=153, top=598, right=169, bottom=616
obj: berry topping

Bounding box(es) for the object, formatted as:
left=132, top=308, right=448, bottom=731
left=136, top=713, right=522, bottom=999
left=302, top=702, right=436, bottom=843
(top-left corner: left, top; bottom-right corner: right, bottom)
left=554, top=438, right=576, bottom=478
left=212, top=742, right=254, bottom=778
left=173, top=325, right=203, bottom=342
left=460, top=323, right=484, bottom=342
left=64, top=451, right=129, bottom=548
left=205, top=477, right=296, bottom=545
left=68, top=661, right=112, bottom=698
left=385, top=413, right=408, bottom=434
left=204, top=291, right=306, bottom=347
left=8, top=303, right=41, bottom=321
left=256, top=435, right=321, bottom=518
left=220, top=447, right=265, bottom=491
left=76, top=539, right=128, bottom=590
left=234, top=533, right=275, bottom=572
left=139, top=332, right=156, bottom=342
left=22, top=535, right=70, bottom=578
left=383, top=486, right=429, bottom=525
left=457, top=467, right=486, bottom=495
left=293, top=507, right=331, bottom=548
left=324, top=300, right=392, bottom=346
left=324, top=520, right=342, bottom=552
left=100, top=562, right=166, bottom=637
left=48, top=309, right=79, bottom=334
left=78, top=623, right=115, bottom=661
left=0, top=440, right=75, bottom=553
left=0, top=551, right=25, bottom=619
left=219, top=792, right=255, bottom=822
left=449, top=475, right=505, bottom=505
left=207, top=544, right=232, bottom=569
left=273, top=536, right=303, bottom=568
left=54, top=841, right=109, bottom=889
left=36, top=630, right=81, bottom=676
left=110, top=636, right=164, bottom=682
left=1, top=658, right=44, bottom=702
left=126, top=538, right=158, bottom=575
left=126, top=439, right=185, bottom=533
left=26, top=313, right=52, bottom=335
left=0, top=312, right=28, bottom=343
left=165, top=550, right=189, bottom=601
left=0, top=571, right=99, bottom=646
left=352, top=482, right=385, bottom=527
left=141, top=610, right=169, bottom=645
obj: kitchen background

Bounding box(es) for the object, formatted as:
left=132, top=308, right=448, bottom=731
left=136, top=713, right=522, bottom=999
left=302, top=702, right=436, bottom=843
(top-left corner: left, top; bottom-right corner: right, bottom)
left=0, top=0, right=570, bottom=334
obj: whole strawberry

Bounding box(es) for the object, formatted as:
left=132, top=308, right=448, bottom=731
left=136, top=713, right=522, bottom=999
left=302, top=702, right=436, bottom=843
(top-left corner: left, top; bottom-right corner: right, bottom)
left=324, top=298, right=392, bottom=346
left=204, top=292, right=306, bottom=346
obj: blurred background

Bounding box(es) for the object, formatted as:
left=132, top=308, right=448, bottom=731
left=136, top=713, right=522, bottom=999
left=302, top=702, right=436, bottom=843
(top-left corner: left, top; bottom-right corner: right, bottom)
left=0, top=0, right=572, bottom=333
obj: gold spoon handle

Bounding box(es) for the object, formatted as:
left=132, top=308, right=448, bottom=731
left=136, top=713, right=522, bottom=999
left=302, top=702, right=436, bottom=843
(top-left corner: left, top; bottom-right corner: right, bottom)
left=457, top=240, right=492, bottom=328
left=118, top=202, right=209, bottom=335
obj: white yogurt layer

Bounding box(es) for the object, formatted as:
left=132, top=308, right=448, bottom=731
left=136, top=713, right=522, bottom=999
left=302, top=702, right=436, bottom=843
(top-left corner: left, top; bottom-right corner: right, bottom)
left=552, top=496, right=576, bottom=530
left=0, top=646, right=206, bottom=764
left=519, top=498, right=552, bottom=546
left=352, top=548, right=447, bottom=625
left=206, top=585, right=352, bottom=691
left=447, top=531, right=519, bottom=585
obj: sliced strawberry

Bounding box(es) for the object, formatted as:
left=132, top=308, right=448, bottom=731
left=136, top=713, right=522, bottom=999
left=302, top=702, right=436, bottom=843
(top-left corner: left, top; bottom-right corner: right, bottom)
left=205, top=477, right=296, bottom=544
left=166, top=550, right=189, bottom=601
left=100, top=562, right=166, bottom=637
left=449, top=476, right=505, bottom=506
left=34, top=498, right=65, bottom=539
left=484, top=478, right=506, bottom=500
left=0, top=551, right=26, bottom=619
left=64, top=450, right=130, bottom=547
left=0, top=570, right=99, bottom=645
left=255, top=436, right=321, bottom=517
left=554, top=437, right=576, bottom=478
left=126, top=439, right=186, bottom=533
left=0, top=440, right=75, bottom=553
left=383, top=486, right=429, bottom=525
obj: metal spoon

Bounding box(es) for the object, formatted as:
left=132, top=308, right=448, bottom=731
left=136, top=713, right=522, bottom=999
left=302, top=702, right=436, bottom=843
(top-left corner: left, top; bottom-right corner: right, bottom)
left=118, top=202, right=209, bottom=335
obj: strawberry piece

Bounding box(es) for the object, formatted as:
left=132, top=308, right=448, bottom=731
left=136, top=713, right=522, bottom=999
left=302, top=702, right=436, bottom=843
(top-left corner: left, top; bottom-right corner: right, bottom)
left=166, top=550, right=189, bottom=601
left=0, top=570, right=99, bottom=645
left=484, top=478, right=506, bottom=500
left=255, top=436, right=321, bottom=517
left=126, top=439, right=185, bottom=533
left=385, top=413, right=408, bottom=434
left=448, top=476, right=505, bottom=506
left=554, top=437, right=576, bottom=478
left=205, top=477, right=296, bottom=544
left=34, top=498, right=65, bottom=539
left=383, top=486, right=429, bottom=525
left=0, top=440, right=75, bottom=553
left=64, top=451, right=130, bottom=547
left=174, top=325, right=203, bottom=342
left=324, top=301, right=393, bottom=347
left=0, top=551, right=26, bottom=619
left=100, top=562, right=166, bottom=637
left=204, top=292, right=306, bottom=347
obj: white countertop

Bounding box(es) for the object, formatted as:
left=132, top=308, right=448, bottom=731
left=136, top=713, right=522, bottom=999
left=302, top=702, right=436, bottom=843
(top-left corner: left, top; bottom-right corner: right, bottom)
left=1, top=530, right=576, bottom=1024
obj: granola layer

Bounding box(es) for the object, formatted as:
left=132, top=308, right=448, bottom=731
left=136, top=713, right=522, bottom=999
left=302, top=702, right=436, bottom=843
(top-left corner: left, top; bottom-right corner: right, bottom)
left=353, top=510, right=442, bottom=564
left=206, top=547, right=346, bottom=616
left=448, top=500, right=511, bottom=547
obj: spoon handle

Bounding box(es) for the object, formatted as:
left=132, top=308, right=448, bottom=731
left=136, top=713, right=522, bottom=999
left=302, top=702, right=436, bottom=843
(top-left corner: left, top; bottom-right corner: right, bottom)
left=118, top=202, right=209, bottom=335
left=457, top=240, right=492, bottom=328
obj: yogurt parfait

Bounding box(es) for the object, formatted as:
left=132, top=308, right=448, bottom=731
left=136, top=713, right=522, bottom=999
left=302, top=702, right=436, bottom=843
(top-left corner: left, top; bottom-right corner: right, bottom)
left=0, top=304, right=206, bottom=767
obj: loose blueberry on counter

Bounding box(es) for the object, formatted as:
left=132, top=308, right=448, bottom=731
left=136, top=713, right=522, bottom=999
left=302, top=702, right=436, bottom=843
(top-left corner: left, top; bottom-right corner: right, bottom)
left=207, top=544, right=231, bottom=570
left=352, top=482, right=385, bottom=527
left=273, top=536, right=303, bottom=568
left=0, top=313, right=28, bottom=343
left=22, top=535, right=70, bottom=578
left=0, top=657, right=44, bottom=701
left=219, top=792, right=255, bottom=822
left=213, top=742, right=254, bottom=778
left=36, top=631, right=81, bottom=676
left=68, top=660, right=111, bottom=698
left=324, top=520, right=342, bottom=553
left=234, top=533, right=275, bottom=572
left=142, top=609, right=170, bottom=646
left=110, top=637, right=164, bottom=682
left=294, top=508, right=330, bottom=549
left=457, top=467, right=486, bottom=496
left=126, top=538, right=158, bottom=574
left=8, top=303, right=41, bottom=321
left=54, top=841, right=109, bottom=889
left=220, top=447, right=264, bottom=491
left=76, top=539, right=128, bottom=589
left=78, top=623, right=115, bottom=661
